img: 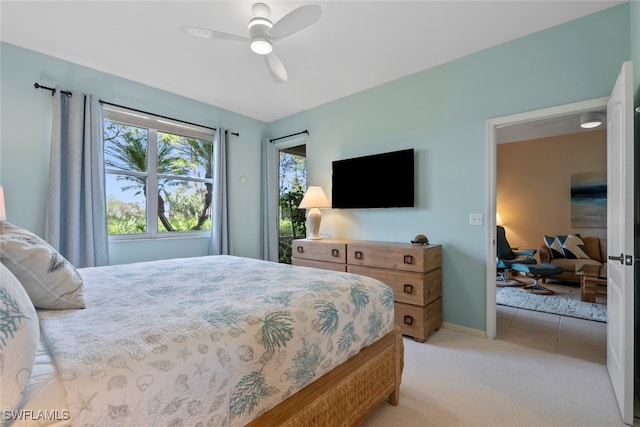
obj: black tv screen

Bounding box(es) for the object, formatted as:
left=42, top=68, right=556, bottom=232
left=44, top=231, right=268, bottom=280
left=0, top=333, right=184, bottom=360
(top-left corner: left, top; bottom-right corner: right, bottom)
left=332, top=148, right=414, bottom=209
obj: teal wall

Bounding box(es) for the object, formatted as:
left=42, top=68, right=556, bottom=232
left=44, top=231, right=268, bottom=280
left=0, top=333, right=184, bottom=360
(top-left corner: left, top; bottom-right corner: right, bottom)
left=0, top=4, right=632, bottom=331
left=267, top=4, right=631, bottom=331
left=0, top=42, right=267, bottom=263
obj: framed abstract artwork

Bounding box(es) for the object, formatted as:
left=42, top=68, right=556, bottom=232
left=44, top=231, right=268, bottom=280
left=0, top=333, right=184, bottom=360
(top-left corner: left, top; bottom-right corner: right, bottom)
left=570, top=171, right=607, bottom=228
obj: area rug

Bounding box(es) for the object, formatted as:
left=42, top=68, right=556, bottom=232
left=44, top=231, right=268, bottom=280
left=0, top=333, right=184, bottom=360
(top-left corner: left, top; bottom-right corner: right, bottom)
left=496, top=282, right=607, bottom=323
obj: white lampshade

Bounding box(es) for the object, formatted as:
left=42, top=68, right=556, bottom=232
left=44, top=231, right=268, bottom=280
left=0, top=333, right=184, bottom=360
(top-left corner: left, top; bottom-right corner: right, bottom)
left=299, top=186, right=330, bottom=209
left=496, top=212, right=504, bottom=226
left=299, top=186, right=330, bottom=240
left=0, top=185, right=6, bottom=221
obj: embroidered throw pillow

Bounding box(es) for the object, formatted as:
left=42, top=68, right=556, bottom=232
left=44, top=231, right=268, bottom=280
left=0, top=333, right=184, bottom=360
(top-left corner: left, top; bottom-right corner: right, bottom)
left=0, top=263, right=39, bottom=412
left=0, top=221, right=85, bottom=309
left=543, top=235, right=565, bottom=259
left=561, top=234, right=590, bottom=259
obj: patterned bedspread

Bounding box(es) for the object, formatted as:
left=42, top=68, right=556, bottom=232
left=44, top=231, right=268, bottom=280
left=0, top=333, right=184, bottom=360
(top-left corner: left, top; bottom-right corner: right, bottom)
left=37, top=255, right=395, bottom=426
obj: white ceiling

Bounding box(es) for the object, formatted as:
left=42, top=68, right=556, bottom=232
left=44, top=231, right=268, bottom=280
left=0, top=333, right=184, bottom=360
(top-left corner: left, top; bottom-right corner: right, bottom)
left=0, top=0, right=626, bottom=125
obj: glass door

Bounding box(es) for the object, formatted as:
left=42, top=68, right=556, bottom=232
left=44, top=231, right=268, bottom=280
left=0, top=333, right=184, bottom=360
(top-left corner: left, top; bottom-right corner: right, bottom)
left=278, top=144, right=307, bottom=263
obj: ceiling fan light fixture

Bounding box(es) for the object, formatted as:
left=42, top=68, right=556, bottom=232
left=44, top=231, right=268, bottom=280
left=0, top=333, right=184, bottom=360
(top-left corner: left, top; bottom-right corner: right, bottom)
left=248, top=17, right=273, bottom=30
left=252, top=3, right=271, bottom=18
left=580, top=111, right=603, bottom=129
left=251, top=37, right=273, bottom=55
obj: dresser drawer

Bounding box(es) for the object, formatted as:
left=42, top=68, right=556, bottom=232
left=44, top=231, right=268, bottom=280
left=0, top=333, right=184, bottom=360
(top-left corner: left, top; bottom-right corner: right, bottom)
left=347, top=265, right=442, bottom=305
left=394, top=298, right=442, bottom=343
left=293, top=258, right=347, bottom=272
left=292, top=239, right=347, bottom=264
left=347, top=242, right=441, bottom=273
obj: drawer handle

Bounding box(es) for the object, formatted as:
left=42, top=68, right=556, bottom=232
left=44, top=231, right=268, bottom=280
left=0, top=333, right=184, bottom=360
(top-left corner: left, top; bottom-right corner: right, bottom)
left=331, top=249, right=340, bottom=257
left=355, top=251, right=363, bottom=260
left=403, top=284, right=413, bottom=294
left=403, top=315, right=414, bottom=326
left=403, top=255, right=414, bottom=264
left=296, top=246, right=304, bottom=253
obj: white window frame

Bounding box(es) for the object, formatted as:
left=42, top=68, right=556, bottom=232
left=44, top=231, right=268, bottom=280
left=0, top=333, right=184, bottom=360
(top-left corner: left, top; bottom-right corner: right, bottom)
left=103, top=104, right=215, bottom=241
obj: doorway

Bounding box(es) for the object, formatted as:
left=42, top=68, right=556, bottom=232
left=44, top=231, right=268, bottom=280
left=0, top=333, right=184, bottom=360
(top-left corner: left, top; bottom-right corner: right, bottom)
left=486, top=97, right=609, bottom=339
left=495, top=124, right=607, bottom=315
left=490, top=64, right=636, bottom=426
left=277, top=144, right=307, bottom=263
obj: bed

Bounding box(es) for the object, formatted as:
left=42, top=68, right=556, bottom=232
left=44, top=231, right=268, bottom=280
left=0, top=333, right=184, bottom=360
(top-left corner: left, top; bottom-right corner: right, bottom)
left=0, top=222, right=403, bottom=427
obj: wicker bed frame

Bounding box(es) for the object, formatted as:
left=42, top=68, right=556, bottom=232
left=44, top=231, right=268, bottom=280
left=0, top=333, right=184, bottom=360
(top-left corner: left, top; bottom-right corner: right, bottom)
left=248, top=326, right=404, bottom=427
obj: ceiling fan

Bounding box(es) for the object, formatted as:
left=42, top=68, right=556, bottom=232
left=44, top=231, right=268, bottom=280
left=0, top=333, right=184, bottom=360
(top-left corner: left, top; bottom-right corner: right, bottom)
left=184, top=2, right=321, bottom=83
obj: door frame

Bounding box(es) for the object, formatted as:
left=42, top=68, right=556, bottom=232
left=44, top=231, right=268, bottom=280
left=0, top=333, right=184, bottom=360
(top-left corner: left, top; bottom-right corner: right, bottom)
left=485, top=97, right=609, bottom=339
left=273, top=135, right=308, bottom=259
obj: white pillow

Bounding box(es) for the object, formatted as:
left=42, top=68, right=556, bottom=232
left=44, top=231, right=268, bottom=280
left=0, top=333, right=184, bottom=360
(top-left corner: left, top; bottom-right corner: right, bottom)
left=0, top=262, right=39, bottom=412
left=0, top=221, right=85, bottom=309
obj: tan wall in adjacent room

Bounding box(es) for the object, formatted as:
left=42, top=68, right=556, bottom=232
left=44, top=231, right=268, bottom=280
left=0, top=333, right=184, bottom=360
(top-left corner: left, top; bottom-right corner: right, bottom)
left=497, top=129, right=606, bottom=255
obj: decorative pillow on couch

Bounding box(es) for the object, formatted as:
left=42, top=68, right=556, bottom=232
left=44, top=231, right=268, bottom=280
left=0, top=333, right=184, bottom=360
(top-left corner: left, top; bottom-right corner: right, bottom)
left=0, top=221, right=85, bottom=309
left=0, top=262, right=39, bottom=412
left=560, top=234, right=590, bottom=259
left=543, top=235, right=566, bottom=259
left=544, top=234, right=590, bottom=260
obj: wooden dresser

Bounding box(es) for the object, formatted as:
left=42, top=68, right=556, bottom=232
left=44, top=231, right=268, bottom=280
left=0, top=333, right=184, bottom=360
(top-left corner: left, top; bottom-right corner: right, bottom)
left=292, top=239, right=442, bottom=342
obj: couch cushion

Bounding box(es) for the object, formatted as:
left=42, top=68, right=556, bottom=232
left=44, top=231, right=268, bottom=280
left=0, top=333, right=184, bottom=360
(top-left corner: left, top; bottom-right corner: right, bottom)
left=551, top=257, right=601, bottom=271
left=582, top=236, right=601, bottom=262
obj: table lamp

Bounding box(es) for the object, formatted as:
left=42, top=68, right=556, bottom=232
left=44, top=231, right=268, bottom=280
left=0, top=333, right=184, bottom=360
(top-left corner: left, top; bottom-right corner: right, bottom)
left=299, top=186, right=330, bottom=240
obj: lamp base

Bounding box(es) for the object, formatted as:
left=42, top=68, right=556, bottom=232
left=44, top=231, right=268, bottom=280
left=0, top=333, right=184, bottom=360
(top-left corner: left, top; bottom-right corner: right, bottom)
left=306, top=208, right=323, bottom=240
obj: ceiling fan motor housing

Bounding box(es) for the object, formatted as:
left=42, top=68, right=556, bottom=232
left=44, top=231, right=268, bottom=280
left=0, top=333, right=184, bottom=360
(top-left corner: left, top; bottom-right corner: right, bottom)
left=248, top=3, right=273, bottom=54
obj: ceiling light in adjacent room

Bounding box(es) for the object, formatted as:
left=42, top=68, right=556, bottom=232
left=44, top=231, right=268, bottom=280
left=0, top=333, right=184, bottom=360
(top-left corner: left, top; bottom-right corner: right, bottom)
left=580, top=112, right=603, bottom=129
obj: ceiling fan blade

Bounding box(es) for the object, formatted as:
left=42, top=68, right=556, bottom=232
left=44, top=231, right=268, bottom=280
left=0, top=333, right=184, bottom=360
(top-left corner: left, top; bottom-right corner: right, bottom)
left=183, top=26, right=248, bottom=42
left=268, top=4, right=321, bottom=40
left=264, top=53, right=288, bottom=83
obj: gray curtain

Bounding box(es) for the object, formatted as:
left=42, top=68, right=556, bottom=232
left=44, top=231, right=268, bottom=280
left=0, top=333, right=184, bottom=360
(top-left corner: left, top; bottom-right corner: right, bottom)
left=260, top=137, right=279, bottom=262
left=209, top=128, right=230, bottom=255
left=45, top=90, right=109, bottom=267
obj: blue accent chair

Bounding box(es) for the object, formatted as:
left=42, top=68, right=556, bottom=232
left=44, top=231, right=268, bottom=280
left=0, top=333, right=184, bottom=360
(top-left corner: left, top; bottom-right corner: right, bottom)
left=496, top=225, right=537, bottom=286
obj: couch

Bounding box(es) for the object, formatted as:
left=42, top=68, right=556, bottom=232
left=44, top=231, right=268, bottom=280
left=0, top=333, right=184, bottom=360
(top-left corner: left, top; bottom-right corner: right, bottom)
left=537, top=236, right=607, bottom=284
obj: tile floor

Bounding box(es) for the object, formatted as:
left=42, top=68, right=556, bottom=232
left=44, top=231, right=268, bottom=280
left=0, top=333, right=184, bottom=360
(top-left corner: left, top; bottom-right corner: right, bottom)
left=496, top=304, right=607, bottom=364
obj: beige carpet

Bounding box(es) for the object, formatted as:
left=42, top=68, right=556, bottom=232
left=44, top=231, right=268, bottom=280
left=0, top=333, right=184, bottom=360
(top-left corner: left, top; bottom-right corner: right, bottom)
left=362, top=328, right=628, bottom=427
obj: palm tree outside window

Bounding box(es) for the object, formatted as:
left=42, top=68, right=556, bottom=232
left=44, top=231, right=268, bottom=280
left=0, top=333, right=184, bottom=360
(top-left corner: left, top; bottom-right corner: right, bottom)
left=103, top=105, right=215, bottom=239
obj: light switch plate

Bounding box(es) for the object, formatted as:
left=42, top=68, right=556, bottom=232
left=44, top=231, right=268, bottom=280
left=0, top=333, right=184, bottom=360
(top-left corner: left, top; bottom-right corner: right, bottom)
left=469, top=213, right=483, bottom=226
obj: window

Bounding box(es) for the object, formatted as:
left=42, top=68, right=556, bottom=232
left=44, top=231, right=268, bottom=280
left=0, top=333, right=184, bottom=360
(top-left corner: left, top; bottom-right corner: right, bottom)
left=103, top=105, right=215, bottom=239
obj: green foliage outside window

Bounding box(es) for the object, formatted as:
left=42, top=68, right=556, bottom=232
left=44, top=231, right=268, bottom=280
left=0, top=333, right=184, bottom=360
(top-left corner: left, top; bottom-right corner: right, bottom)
left=278, top=150, right=307, bottom=263
left=104, top=117, right=214, bottom=236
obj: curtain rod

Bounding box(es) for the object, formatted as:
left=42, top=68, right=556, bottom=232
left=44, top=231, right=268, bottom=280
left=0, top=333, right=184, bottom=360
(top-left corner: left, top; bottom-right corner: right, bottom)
left=270, top=129, right=309, bottom=143
left=34, top=82, right=72, bottom=97
left=34, top=82, right=239, bottom=137
left=101, top=101, right=239, bottom=137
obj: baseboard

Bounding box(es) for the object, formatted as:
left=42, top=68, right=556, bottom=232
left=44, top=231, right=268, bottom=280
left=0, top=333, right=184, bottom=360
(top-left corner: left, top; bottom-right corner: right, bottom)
left=441, top=322, right=486, bottom=338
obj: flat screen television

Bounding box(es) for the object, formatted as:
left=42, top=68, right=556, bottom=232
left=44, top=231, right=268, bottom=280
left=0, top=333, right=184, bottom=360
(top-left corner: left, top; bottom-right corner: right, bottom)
left=332, top=148, right=414, bottom=209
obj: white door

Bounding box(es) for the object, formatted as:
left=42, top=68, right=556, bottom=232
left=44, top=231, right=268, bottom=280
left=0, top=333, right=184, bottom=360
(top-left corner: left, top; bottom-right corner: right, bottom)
left=606, top=60, right=634, bottom=425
